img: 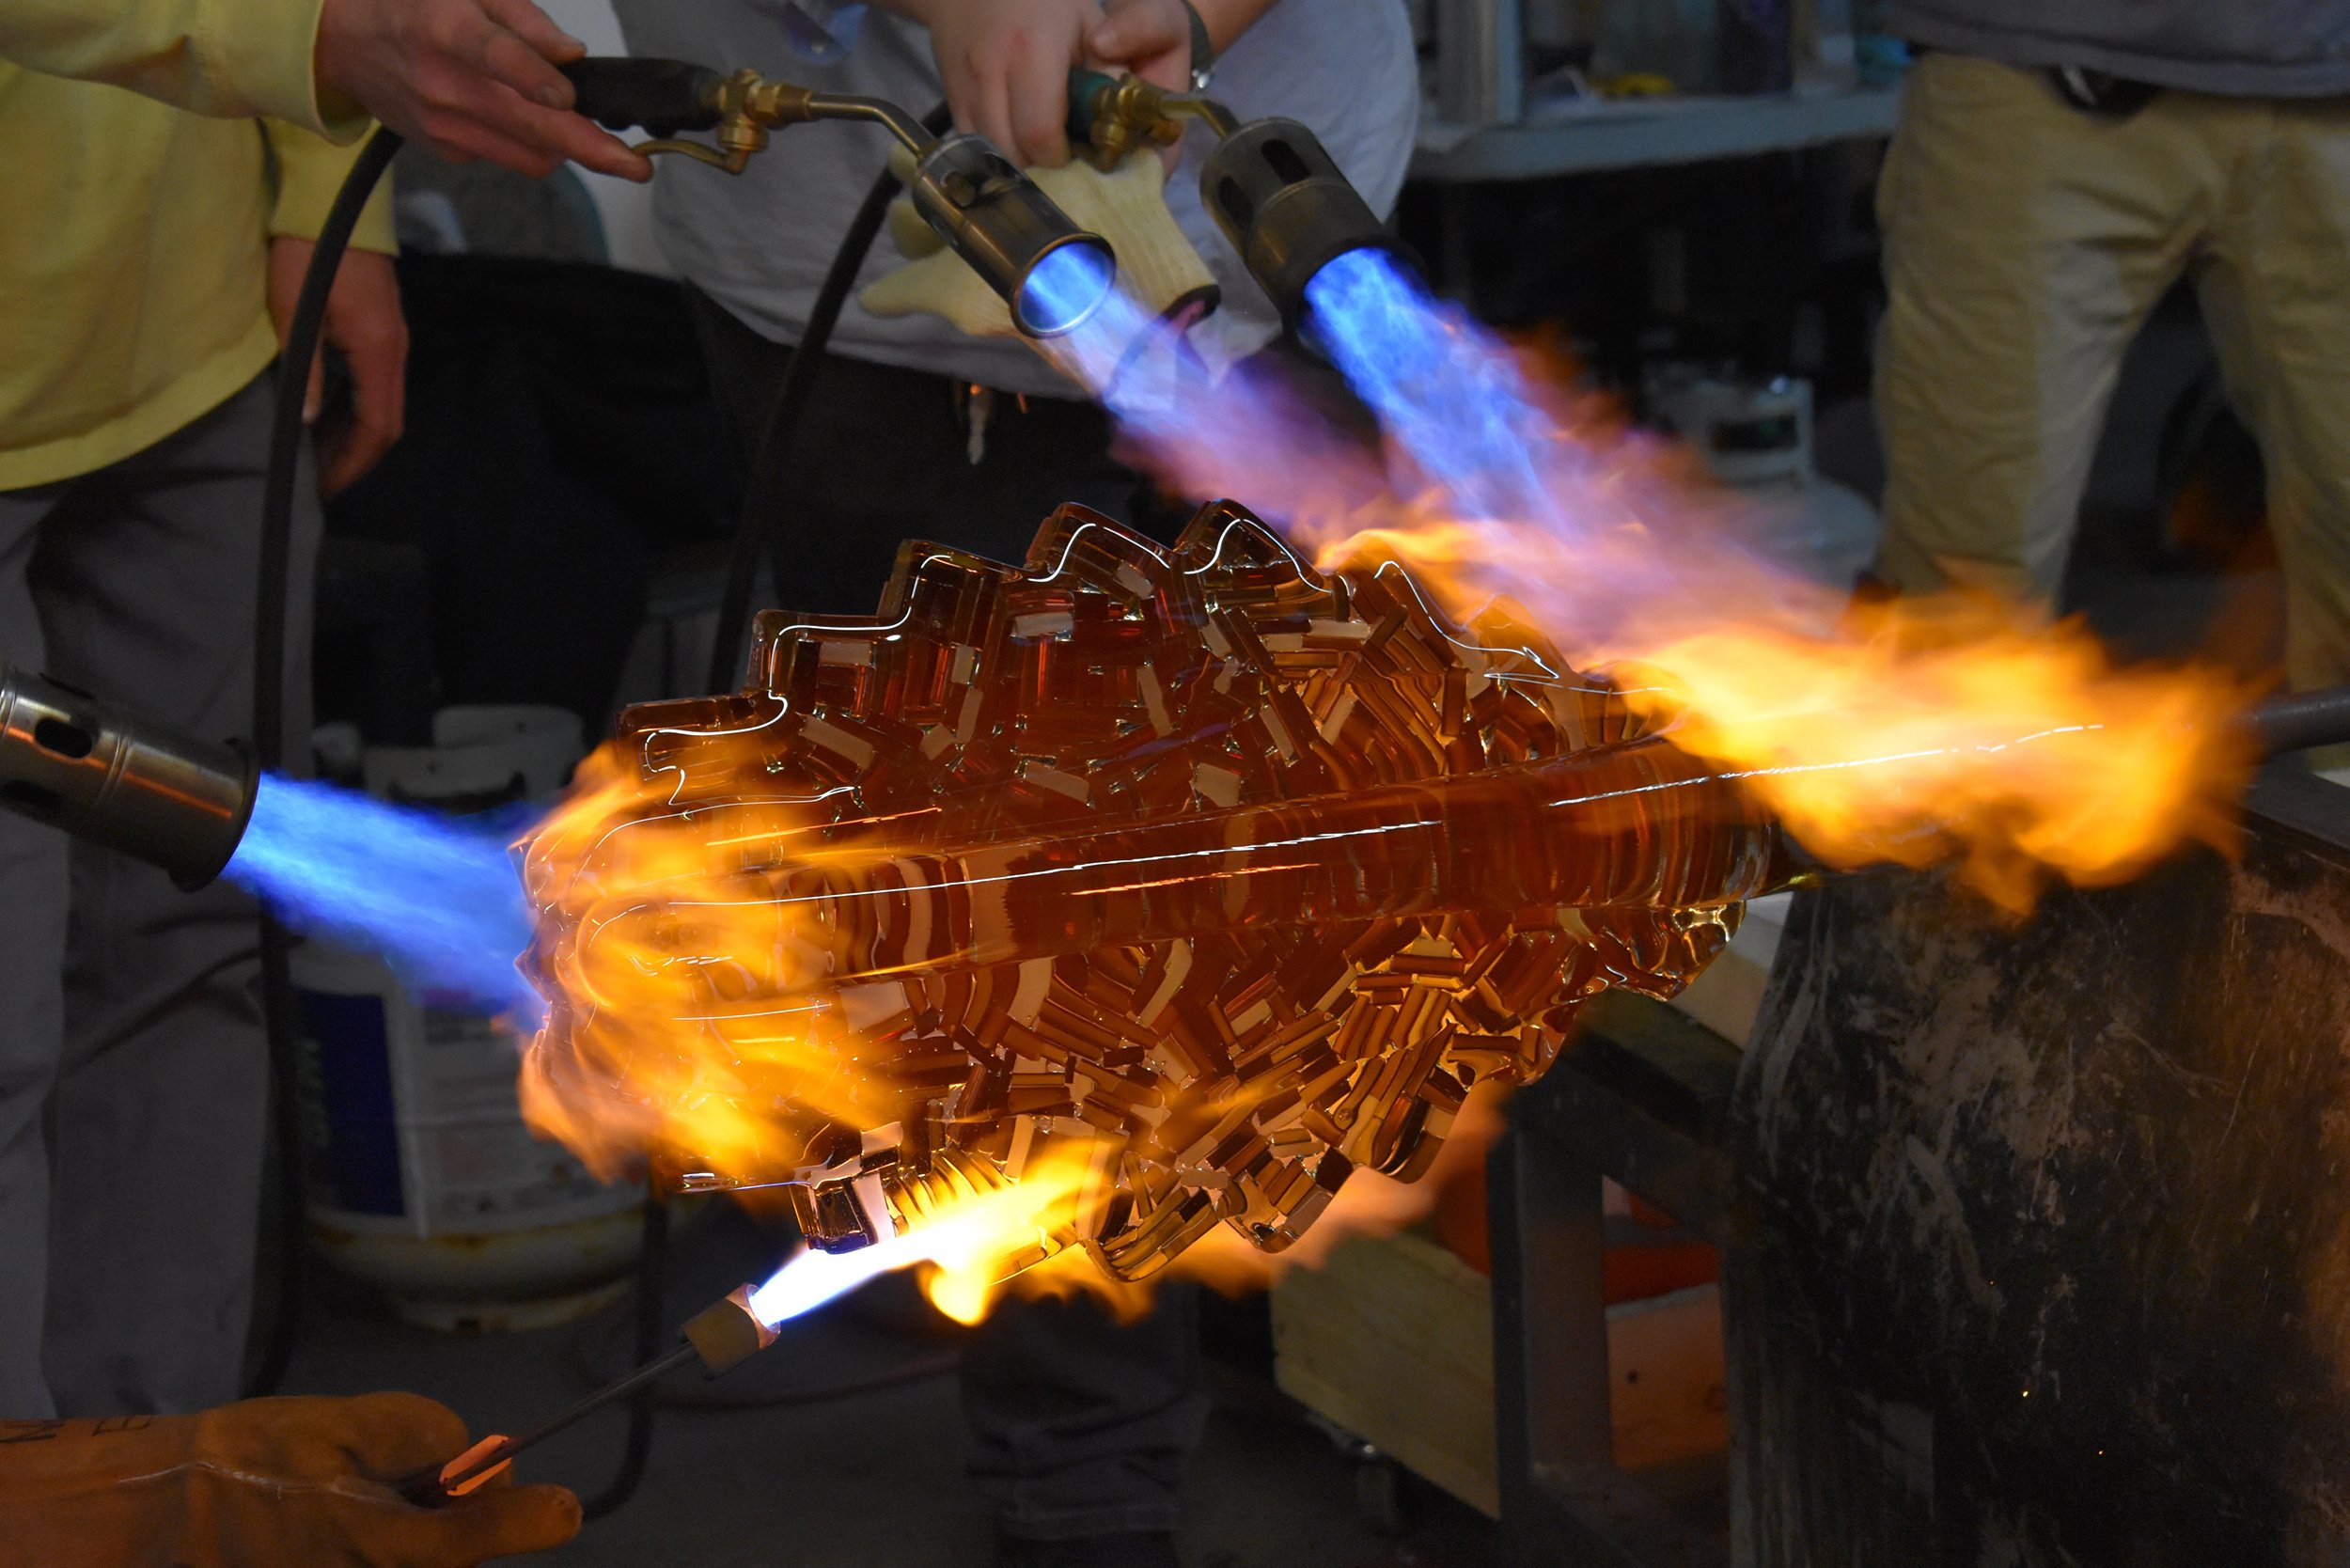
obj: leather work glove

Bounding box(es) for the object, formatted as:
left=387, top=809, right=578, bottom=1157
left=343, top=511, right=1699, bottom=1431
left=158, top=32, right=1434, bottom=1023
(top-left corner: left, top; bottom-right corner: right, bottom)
left=0, top=1392, right=579, bottom=1568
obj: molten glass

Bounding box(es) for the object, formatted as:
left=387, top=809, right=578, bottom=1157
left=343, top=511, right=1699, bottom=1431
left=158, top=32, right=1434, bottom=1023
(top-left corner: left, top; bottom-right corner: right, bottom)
left=519, top=503, right=1769, bottom=1283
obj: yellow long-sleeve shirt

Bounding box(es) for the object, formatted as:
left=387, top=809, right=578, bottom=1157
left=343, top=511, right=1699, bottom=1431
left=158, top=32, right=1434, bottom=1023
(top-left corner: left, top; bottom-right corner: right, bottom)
left=1, top=0, right=397, bottom=489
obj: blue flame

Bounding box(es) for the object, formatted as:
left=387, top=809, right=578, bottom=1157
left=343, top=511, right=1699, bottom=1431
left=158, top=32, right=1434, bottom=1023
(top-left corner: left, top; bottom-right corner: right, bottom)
left=1302, top=248, right=1563, bottom=526
left=225, top=774, right=541, bottom=1021
left=1018, top=242, right=1116, bottom=337
left=746, top=1233, right=915, bottom=1326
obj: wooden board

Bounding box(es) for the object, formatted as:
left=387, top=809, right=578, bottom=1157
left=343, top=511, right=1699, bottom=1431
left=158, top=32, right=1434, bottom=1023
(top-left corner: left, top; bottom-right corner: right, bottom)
left=1272, top=1228, right=1502, bottom=1517
left=1272, top=1231, right=1730, bottom=1518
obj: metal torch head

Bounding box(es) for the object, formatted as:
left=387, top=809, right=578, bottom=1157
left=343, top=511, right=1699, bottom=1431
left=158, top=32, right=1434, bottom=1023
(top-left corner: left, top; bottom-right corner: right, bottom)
left=0, top=663, right=256, bottom=889
left=1198, top=117, right=1417, bottom=330
left=907, top=133, right=1119, bottom=337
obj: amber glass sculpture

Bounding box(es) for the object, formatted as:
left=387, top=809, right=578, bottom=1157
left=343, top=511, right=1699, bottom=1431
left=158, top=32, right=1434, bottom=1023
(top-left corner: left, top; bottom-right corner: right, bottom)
left=522, top=503, right=1773, bottom=1280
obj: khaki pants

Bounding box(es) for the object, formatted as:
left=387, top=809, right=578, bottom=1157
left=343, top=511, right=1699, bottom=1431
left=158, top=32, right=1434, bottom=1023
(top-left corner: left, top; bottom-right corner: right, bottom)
left=1875, top=52, right=2350, bottom=689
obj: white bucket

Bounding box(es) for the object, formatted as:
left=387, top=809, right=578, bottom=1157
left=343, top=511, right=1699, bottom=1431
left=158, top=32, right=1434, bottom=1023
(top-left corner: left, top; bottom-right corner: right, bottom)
left=296, top=706, right=644, bottom=1331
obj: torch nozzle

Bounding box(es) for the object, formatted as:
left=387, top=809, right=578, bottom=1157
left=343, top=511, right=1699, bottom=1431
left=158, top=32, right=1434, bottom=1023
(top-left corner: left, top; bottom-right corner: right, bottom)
left=1197, top=115, right=1418, bottom=333
left=0, top=660, right=255, bottom=888
left=681, top=1285, right=783, bottom=1376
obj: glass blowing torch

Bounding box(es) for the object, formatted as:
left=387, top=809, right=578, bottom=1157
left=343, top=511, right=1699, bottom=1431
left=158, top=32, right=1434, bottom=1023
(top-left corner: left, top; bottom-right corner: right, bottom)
left=1062, top=67, right=1416, bottom=328
left=560, top=56, right=1116, bottom=337
left=401, top=1283, right=772, bottom=1505
left=400, top=1237, right=937, bottom=1504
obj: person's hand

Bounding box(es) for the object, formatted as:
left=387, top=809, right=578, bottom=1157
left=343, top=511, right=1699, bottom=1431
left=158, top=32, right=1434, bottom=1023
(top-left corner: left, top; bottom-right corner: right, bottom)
left=270, top=238, right=410, bottom=497
left=1088, top=0, right=1197, bottom=95
left=883, top=0, right=1104, bottom=167
left=0, top=1392, right=580, bottom=1567
left=883, top=0, right=1201, bottom=168
left=314, top=0, right=653, bottom=181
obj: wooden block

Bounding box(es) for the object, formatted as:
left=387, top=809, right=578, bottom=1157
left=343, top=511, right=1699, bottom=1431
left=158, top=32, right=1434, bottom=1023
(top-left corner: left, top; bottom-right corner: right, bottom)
left=1606, top=1283, right=1730, bottom=1469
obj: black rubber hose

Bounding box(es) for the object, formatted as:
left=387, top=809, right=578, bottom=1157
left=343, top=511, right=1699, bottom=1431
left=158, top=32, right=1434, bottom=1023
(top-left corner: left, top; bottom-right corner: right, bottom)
left=704, top=102, right=952, bottom=696
left=241, top=127, right=681, bottom=1510
left=245, top=126, right=404, bottom=1399
left=237, top=87, right=981, bottom=1509
left=582, top=1195, right=668, bottom=1518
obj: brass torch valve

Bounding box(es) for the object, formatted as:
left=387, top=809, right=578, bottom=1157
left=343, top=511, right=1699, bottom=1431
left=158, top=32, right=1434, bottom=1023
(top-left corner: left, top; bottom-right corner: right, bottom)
left=1065, top=66, right=1238, bottom=168
left=560, top=56, right=930, bottom=176
left=656, top=69, right=811, bottom=173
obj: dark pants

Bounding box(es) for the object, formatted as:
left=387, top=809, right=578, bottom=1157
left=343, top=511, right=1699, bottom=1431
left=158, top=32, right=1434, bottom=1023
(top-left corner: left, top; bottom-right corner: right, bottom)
left=686, top=288, right=1210, bottom=1540
left=685, top=285, right=1159, bottom=611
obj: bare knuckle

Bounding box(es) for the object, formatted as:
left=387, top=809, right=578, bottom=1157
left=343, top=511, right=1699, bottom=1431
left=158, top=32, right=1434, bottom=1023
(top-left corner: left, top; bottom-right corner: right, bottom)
left=422, top=7, right=470, bottom=53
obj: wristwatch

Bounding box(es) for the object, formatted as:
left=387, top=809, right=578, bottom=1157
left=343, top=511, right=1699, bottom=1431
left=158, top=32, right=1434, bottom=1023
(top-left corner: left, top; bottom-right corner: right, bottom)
left=1180, top=0, right=1217, bottom=91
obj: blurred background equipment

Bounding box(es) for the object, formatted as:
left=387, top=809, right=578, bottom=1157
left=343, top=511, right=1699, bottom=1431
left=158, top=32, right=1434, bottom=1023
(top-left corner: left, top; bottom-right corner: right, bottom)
left=294, top=706, right=649, bottom=1335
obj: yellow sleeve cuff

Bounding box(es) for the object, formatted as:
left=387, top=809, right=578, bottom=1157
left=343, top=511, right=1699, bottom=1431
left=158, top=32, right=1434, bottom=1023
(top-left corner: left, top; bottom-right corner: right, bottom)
left=267, top=119, right=400, bottom=254
left=203, top=0, right=368, bottom=137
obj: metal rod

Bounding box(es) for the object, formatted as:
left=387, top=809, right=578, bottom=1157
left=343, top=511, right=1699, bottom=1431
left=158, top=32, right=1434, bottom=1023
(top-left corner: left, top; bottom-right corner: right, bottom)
left=2250, top=685, right=2350, bottom=759
left=1168, top=94, right=1241, bottom=138
left=404, top=1342, right=700, bottom=1504
left=806, top=92, right=936, bottom=153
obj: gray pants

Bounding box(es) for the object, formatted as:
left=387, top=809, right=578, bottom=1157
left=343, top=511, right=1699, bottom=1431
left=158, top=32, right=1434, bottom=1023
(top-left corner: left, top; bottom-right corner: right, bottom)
left=0, top=375, right=317, bottom=1418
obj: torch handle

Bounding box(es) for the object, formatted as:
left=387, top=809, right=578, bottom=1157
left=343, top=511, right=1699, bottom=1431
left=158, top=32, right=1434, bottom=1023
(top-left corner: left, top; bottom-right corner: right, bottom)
left=559, top=56, right=727, bottom=137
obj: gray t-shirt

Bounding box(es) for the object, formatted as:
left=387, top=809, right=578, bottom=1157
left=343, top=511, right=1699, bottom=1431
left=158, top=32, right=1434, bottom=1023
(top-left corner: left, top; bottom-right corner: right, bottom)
left=613, top=0, right=1419, bottom=399
left=1885, top=1, right=2350, bottom=97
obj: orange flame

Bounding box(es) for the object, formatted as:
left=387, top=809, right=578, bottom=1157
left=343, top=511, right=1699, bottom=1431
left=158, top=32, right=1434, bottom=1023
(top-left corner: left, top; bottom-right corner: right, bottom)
left=516, top=745, right=901, bottom=1183
left=1246, top=337, right=2252, bottom=914
left=747, top=1147, right=1093, bottom=1327
left=940, top=1078, right=1510, bottom=1324
left=1308, top=510, right=2250, bottom=912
